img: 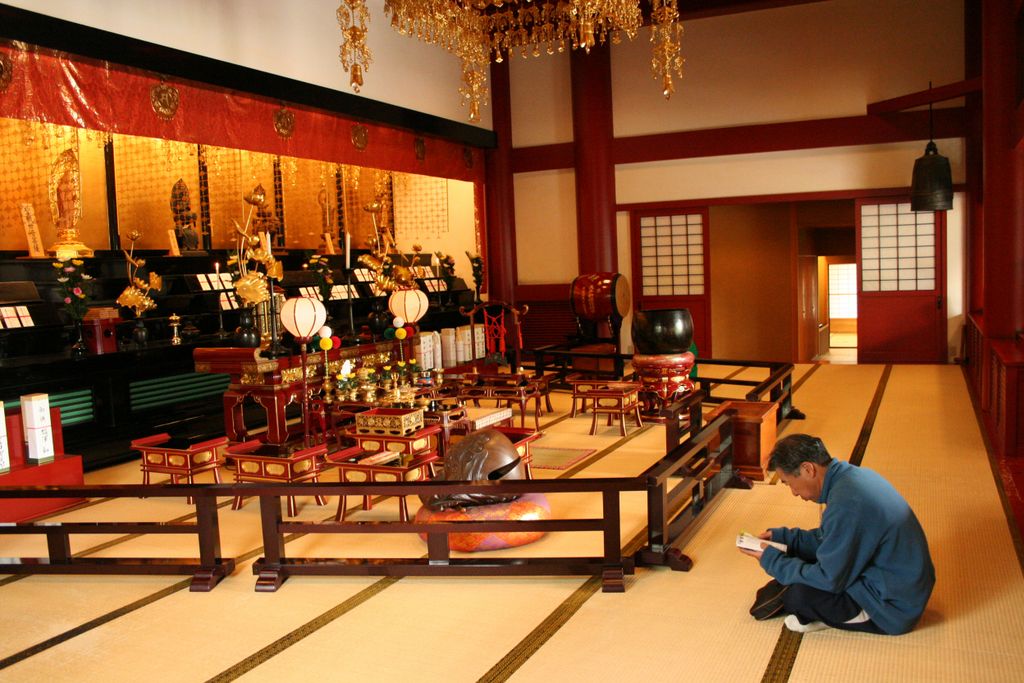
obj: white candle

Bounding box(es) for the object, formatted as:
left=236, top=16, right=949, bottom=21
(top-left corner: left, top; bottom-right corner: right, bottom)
left=344, top=232, right=351, bottom=270
left=214, top=261, right=220, bottom=276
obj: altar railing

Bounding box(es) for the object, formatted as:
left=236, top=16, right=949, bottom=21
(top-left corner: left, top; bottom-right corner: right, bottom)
left=0, top=404, right=737, bottom=593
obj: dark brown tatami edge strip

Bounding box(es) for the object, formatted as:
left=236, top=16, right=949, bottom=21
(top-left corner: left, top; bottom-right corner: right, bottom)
left=760, top=629, right=804, bottom=683
left=0, top=496, right=357, bottom=667
left=849, top=365, right=892, bottom=467
left=960, top=365, right=1024, bottom=573
left=477, top=575, right=603, bottom=683
left=790, top=363, right=822, bottom=395
left=477, top=523, right=654, bottom=683
left=206, top=576, right=402, bottom=683
left=0, top=578, right=192, bottom=671
left=759, top=363, right=890, bottom=683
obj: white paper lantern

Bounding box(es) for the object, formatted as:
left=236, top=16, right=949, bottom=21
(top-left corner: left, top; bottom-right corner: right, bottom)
left=279, top=297, right=327, bottom=340
left=388, top=287, right=429, bottom=324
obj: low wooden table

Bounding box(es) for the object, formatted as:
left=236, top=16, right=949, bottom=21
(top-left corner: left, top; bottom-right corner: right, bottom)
left=566, top=376, right=633, bottom=417
left=132, top=433, right=228, bottom=503
left=329, top=449, right=438, bottom=521
left=225, top=440, right=329, bottom=516
left=582, top=382, right=644, bottom=436
left=457, top=372, right=550, bottom=430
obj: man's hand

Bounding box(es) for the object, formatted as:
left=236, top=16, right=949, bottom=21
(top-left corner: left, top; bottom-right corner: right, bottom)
left=737, top=530, right=772, bottom=559
left=738, top=546, right=763, bottom=559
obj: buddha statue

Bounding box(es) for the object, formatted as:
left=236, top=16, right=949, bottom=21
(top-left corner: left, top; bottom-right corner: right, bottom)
left=170, top=178, right=200, bottom=251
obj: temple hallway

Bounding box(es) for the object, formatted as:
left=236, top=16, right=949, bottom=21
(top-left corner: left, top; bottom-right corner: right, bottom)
left=1, top=363, right=1022, bottom=682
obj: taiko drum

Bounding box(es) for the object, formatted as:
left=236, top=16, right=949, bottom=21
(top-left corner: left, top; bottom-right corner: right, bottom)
left=569, top=272, right=631, bottom=323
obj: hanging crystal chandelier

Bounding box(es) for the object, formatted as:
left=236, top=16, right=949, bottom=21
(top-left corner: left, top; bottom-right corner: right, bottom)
left=337, top=0, right=372, bottom=92
left=338, top=1, right=685, bottom=122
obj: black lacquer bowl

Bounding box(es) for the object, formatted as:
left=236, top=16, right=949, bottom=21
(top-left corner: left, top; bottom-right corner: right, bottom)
left=631, top=308, right=694, bottom=355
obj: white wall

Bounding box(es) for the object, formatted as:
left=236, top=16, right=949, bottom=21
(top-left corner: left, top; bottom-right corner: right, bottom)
left=5, top=0, right=491, bottom=130
left=610, top=0, right=964, bottom=137
left=616, top=139, right=965, bottom=204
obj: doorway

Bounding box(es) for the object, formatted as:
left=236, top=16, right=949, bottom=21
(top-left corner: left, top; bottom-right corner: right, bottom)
left=795, top=200, right=857, bottom=363
left=823, top=259, right=858, bottom=363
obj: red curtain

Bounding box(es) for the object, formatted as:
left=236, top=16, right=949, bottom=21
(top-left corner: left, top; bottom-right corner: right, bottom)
left=0, top=42, right=485, bottom=184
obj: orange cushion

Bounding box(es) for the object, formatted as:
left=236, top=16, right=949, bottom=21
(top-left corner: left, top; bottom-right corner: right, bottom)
left=414, top=493, right=550, bottom=552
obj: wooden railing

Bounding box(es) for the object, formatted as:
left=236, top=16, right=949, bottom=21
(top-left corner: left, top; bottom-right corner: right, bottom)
left=0, top=401, right=742, bottom=593
left=0, top=487, right=234, bottom=591
left=532, top=349, right=803, bottom=425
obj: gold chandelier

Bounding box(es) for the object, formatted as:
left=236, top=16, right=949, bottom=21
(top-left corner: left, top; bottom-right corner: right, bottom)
left=337, top=1, right=685, bottom=122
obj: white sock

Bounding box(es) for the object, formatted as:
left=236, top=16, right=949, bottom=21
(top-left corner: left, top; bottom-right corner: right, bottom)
left=843, top=609, right=871, bottom=624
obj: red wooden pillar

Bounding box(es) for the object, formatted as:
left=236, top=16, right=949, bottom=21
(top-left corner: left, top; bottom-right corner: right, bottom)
left=964, top=0, right=984, bottom=314
left=570, top=45, right=617, bottom=275
left=981, top=0, right=1024, bottom=338
left=485, top=60, right=518, bottom=304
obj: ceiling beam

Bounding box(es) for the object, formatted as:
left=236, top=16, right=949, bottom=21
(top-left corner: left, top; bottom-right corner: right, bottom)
left=867, top=78, right=982, bottom=115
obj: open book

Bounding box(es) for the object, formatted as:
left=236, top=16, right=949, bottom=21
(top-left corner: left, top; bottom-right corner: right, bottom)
left=736, top=532, right=787, bottom=553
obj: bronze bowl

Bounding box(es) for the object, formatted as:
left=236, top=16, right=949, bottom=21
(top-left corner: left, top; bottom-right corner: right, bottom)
left=631, top=308, right=694, bottom=355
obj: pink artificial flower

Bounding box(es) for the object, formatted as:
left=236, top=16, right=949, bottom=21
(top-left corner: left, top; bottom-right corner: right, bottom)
left=73, top=287, right=82, bottom=295
left=63, top=297, right=72, bottom=304
left=64, top=266, right=75, bottom=273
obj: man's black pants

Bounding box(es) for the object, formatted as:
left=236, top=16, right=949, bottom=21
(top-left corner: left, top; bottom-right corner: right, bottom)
left=782, top=583, right=885, bottom=633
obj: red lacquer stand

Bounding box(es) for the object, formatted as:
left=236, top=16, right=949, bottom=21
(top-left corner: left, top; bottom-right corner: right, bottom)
left=1, top=406, right=85, bottom=522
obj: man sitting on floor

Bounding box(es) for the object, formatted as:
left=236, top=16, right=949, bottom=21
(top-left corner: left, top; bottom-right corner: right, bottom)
left=740, top=433, right=935, bottom=634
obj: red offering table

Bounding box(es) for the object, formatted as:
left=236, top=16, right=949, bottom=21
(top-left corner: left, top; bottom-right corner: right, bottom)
left=194, top=342, right=397, bottom=445
left=0, top=456, right=85, bottom=522
left=1, top=406, right=84, bottom=522
left=131, top=433, right=228, bottom=504
left=329, top=449, right=438, bottom=522
left=225, top=440, right=330, bottom=517
left=132, top=433, right=228, bottom=486
left=329, top=423, right=443, bottom=520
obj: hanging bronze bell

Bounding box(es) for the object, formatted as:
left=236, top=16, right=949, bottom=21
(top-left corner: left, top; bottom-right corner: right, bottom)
left=910, top=140, right=953, bottom=211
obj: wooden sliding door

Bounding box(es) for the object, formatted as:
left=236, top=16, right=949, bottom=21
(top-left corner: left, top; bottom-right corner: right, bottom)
left=630, top=208, right=711, bottom=356
left=857, top=198, right=946, bottom=363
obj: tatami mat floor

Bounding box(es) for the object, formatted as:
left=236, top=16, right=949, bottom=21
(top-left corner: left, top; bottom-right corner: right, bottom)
left=1, top=363, right=1022, bottom=682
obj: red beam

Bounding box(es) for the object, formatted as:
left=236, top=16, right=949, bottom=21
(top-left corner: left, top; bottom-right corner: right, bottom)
left=511, top=143, right=574, bottom=173
left=511, top=110, right=966, bottom=173
left=866, top=78, right=982, bottom=115
left=612, top=109, right=965, bottom=166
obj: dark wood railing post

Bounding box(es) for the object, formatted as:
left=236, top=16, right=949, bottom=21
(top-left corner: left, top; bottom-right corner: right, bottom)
left=601, top=490, right=624, bottom=592
left=427, top=532, right=451, bottom=565
left=191, top=493, right=229, bottom=592
left=45, top=527, right=71, bottom=564
left=255, top=494, right=286, bottom=592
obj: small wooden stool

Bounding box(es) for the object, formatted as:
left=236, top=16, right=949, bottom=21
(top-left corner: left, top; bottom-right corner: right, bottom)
left=585, top=383, right=644, bottom=436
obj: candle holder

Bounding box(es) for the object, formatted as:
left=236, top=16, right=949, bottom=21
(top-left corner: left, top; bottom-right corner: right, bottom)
left=169, top=313, right=182, bottom=345
left=263, top=280, right=288, bottom=358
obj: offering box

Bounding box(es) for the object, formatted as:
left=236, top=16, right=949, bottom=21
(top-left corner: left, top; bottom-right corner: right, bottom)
left=355, top=407, right=424, bottom=436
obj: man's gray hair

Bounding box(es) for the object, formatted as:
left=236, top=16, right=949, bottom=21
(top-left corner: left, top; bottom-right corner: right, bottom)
left=767, top=434, right=833, bottom=474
